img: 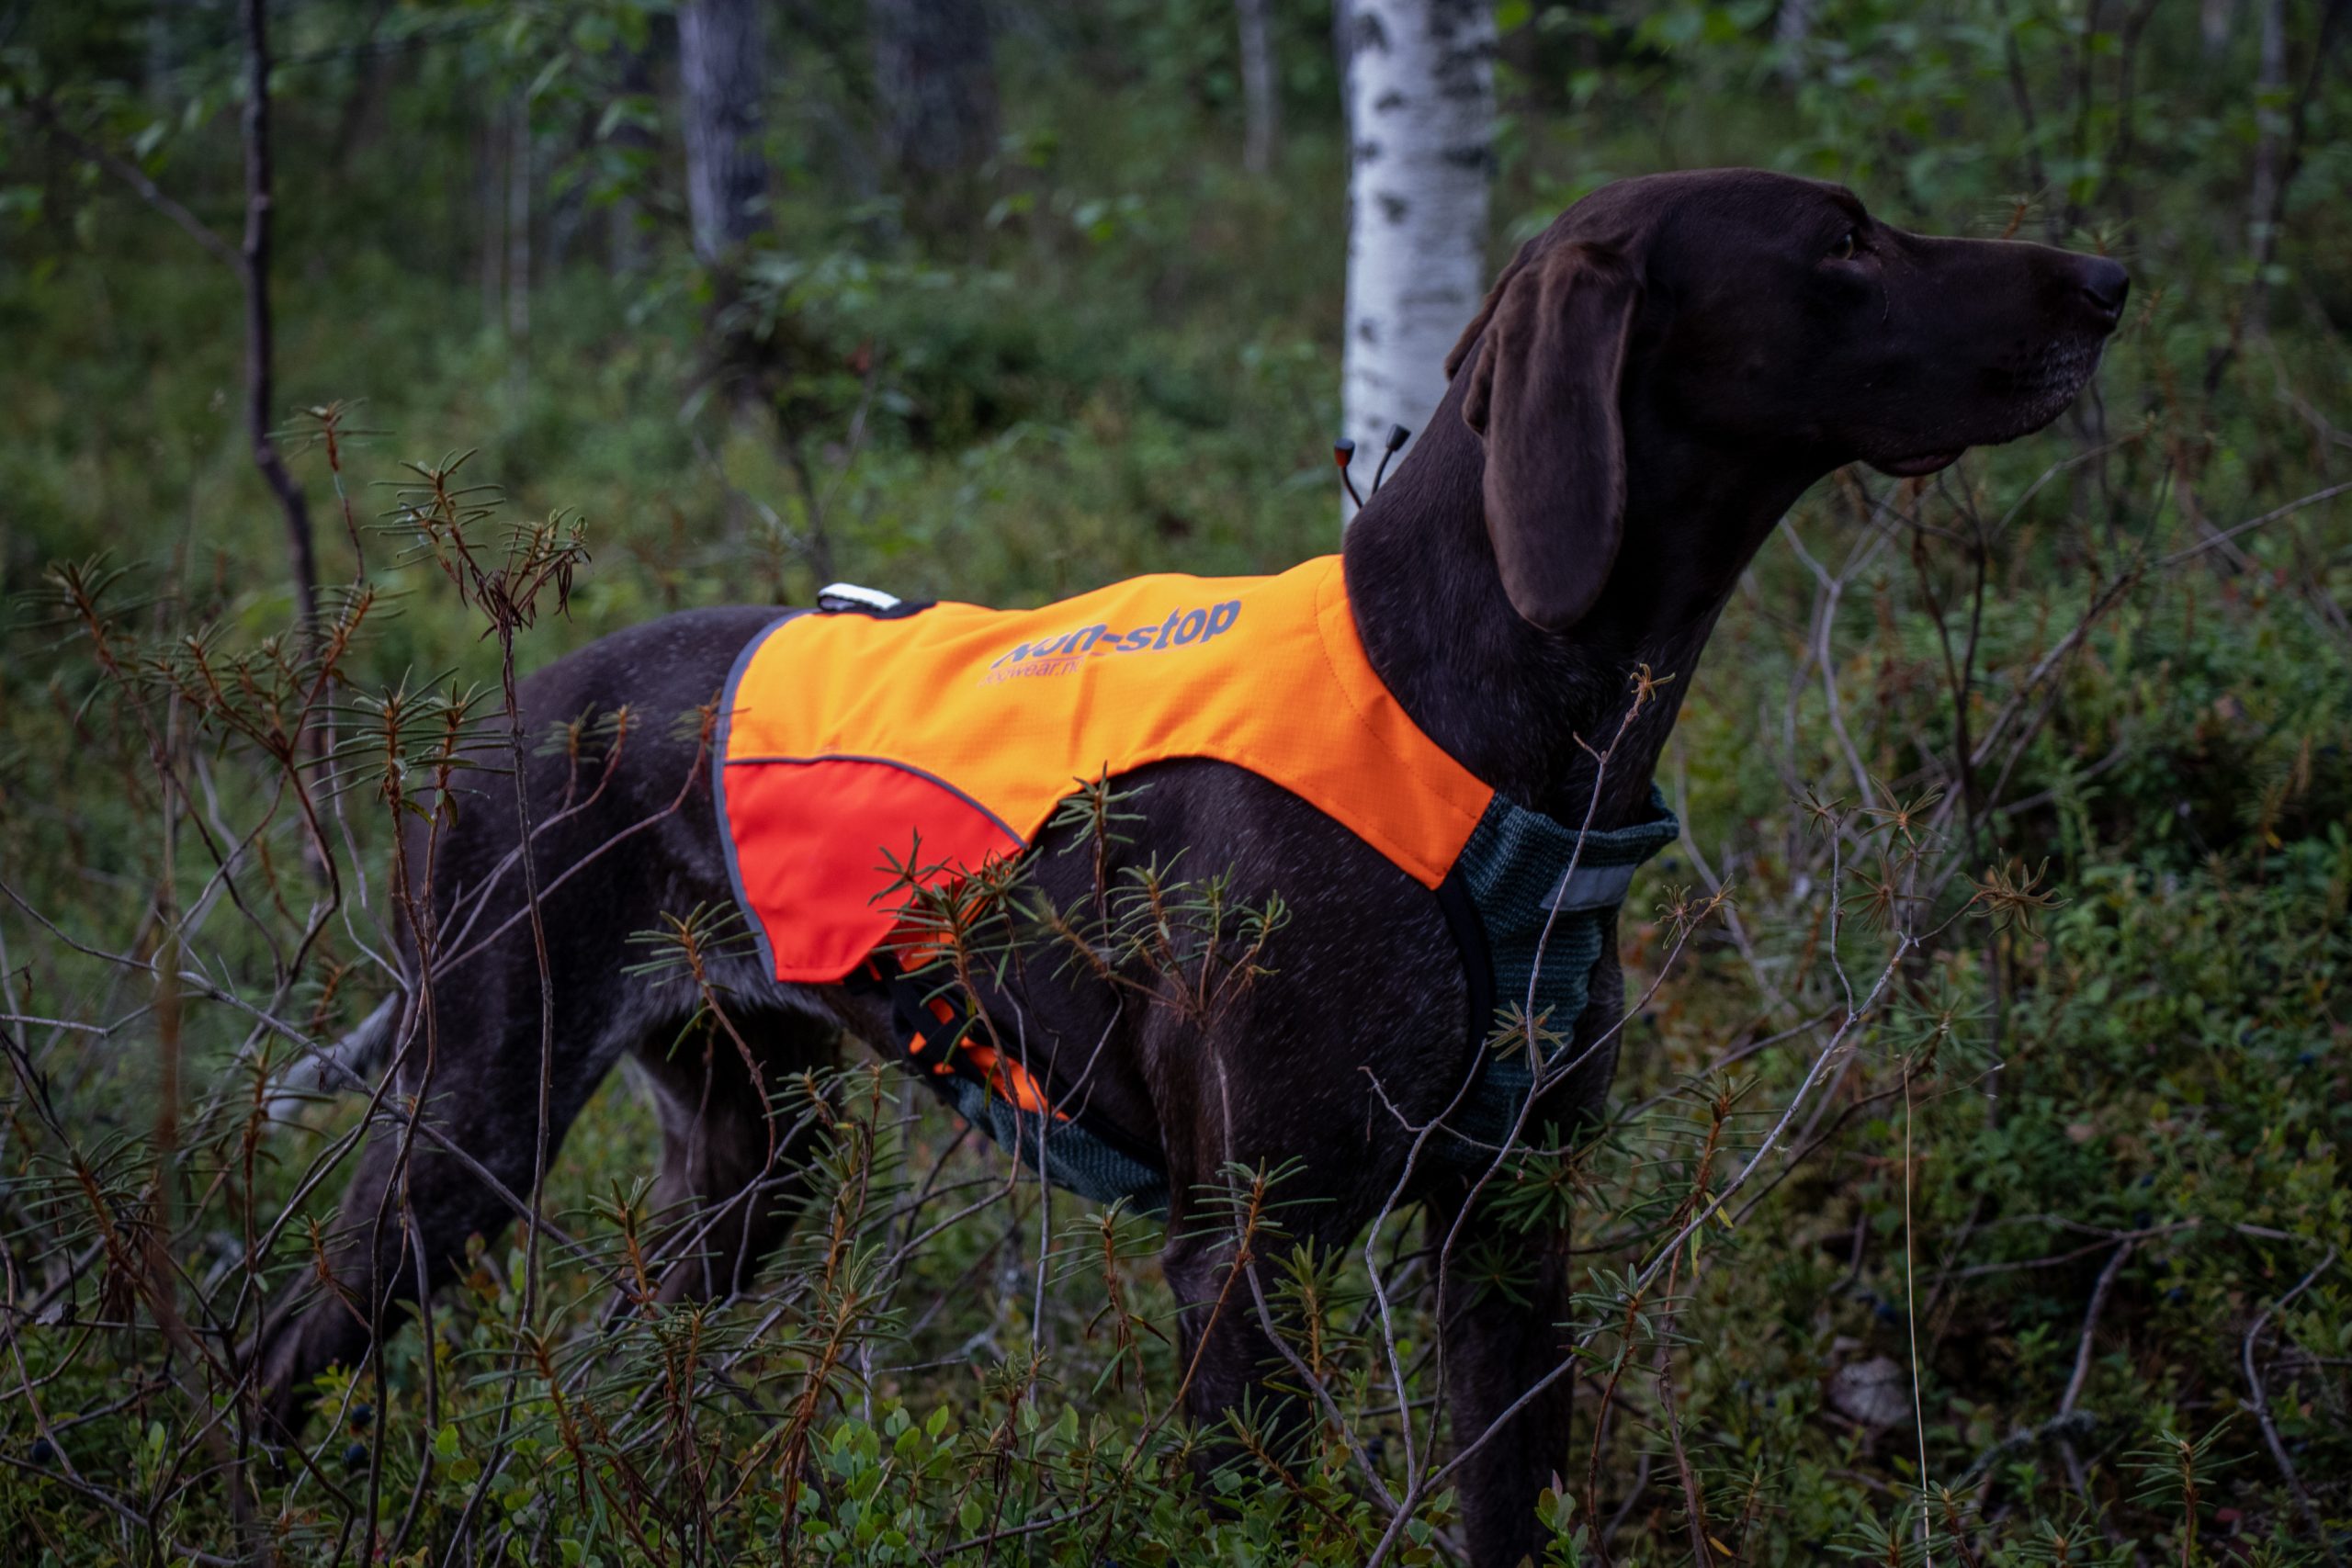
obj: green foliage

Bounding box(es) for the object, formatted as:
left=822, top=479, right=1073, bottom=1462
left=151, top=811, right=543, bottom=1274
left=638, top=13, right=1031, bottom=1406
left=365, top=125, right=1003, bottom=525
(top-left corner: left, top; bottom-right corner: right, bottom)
left=4, top=0, right=2349, bottom=1563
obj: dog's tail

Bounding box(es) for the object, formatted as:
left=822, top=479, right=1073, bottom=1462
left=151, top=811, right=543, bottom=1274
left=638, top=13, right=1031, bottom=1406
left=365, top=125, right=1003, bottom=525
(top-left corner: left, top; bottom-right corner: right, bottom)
left=267, top=991, right=402, bottom=1120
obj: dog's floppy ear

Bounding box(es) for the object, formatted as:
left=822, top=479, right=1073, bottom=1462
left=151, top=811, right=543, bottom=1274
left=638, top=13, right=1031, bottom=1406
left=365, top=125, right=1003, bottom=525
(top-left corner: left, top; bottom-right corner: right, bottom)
left=1456, top=241, right=1640, bottom=634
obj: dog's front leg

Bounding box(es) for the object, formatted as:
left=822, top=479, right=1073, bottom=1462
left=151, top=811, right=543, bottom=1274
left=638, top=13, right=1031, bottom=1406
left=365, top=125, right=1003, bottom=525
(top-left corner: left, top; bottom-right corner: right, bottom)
left=1439, top=934, right=1627, bottom=1566
left=1432, top=1179, right=1577, bottom=1568
left=1152, top=1045, right=1380, bottom=1511
left=1162, top=1213, right=1300, bottom=1439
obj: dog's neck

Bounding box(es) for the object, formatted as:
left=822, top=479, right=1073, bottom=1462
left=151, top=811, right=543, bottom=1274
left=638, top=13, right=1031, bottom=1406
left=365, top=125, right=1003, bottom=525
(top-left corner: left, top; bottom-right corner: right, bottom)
left=1343, top=380, right=1819, bottom=827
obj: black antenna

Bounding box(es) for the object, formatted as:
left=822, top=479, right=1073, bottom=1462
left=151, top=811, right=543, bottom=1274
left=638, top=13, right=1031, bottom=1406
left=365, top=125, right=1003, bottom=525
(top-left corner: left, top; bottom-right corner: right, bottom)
left=1333, top=437, right=1364, bottom=508
left=1370, top=423, right=1410, bottom=494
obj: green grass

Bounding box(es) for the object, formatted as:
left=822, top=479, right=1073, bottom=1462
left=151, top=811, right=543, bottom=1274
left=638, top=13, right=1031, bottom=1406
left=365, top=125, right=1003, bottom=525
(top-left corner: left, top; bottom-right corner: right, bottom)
left=3, top=1, right=2350, bottom=1562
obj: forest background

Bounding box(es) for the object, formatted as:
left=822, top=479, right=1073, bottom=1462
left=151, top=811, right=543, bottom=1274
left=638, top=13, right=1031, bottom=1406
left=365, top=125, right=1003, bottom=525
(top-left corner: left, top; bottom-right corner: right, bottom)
left=2, top=1, right=2350, bottom=1564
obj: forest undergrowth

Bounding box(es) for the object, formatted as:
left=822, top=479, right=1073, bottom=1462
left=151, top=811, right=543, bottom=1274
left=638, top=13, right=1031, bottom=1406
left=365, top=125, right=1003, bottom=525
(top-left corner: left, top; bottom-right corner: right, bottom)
left=3, top=2, right=2349, bottom=1562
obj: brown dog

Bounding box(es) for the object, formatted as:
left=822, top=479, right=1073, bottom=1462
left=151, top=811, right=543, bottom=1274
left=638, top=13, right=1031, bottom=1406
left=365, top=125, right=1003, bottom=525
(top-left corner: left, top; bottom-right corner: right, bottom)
left=261, top=169, right=2124, bottom=1563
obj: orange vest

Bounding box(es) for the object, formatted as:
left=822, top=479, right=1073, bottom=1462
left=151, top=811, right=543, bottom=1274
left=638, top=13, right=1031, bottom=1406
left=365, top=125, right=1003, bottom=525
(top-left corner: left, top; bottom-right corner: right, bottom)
left=717, top=555, right=1496, bottom=985
left=715, top=555, right=1679, bottom=1205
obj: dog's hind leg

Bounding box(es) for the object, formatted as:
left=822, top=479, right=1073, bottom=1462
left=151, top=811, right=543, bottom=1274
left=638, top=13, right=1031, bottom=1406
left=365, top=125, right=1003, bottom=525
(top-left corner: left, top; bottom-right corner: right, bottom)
left=631, top=1005, right=842, bottom=1303
left=254, top=982, right=647, bottom=1428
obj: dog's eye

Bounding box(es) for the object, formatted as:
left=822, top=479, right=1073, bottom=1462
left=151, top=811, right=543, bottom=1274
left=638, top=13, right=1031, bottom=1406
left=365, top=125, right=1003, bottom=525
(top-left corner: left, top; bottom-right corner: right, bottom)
left=1827, top=229, right=1860, bottom=262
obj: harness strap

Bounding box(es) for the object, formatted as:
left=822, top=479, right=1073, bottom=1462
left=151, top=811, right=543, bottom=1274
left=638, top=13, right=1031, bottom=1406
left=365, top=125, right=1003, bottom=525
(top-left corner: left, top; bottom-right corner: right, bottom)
left=1435, top=789, right=1682, bottom=1157
left=859, top=793, right=1679, bottom=1209
left=856, top=953, right=1171, bottom=1209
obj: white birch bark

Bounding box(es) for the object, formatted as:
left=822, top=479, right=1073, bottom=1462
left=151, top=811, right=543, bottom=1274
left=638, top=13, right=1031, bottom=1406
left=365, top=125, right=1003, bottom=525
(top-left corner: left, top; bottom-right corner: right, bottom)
left=1340, top=0, right=1495, bottom=523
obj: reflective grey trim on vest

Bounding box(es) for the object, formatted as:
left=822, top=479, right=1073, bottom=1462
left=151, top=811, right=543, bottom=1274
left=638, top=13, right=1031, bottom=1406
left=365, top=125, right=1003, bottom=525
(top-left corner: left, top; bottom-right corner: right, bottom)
left=1548, top=859, right=1644, bottom=913
left=712, top=609, right=811, bottom=984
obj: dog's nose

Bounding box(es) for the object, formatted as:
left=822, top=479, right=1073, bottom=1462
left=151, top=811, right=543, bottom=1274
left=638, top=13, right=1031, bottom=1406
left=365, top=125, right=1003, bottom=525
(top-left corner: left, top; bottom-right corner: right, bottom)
left=2075, top=256, right=2130, bottom=324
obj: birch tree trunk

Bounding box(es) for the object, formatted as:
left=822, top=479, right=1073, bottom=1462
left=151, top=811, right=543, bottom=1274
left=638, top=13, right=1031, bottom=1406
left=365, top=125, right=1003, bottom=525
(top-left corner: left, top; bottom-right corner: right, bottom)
left=1237, top=0, right=1281, bottom=175
left=1340, top=0, right=1495, bottom=523
left=679, top=0, right=771, bottom=265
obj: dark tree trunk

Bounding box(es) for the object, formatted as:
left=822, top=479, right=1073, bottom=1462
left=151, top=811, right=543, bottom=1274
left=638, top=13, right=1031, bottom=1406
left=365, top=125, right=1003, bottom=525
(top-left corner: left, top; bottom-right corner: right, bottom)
left=478, top=109, right=503, bottom=325
left=679, top=0, right=771, bottom=264
left=2235, top=0, right=2349, bottom=344
left=546, top=109, right=591, bottom=273
left=328, top=0, right=399, bottom=175
left=240, top=0, right=320, bottom=642
left=1774, top=0, right=1815, bottom=79
left=1238, top=0, right=1281, bottom=174
left=506, top=96, right=532, bottom=357
left=605, top=44, right=658, bottom=276
left=145, top=0, right=190, bottom=103
left=2245, top=0, right=2288, bottom=270
left=2203, top=0, right=2236, bottom=53
left=871, top=0, right=998, bottom=208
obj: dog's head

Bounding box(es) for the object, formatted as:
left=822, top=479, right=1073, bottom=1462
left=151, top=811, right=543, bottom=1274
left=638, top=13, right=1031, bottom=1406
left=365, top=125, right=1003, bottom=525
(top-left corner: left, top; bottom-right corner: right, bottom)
left=1449, top=168, right=2128, bottom=632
